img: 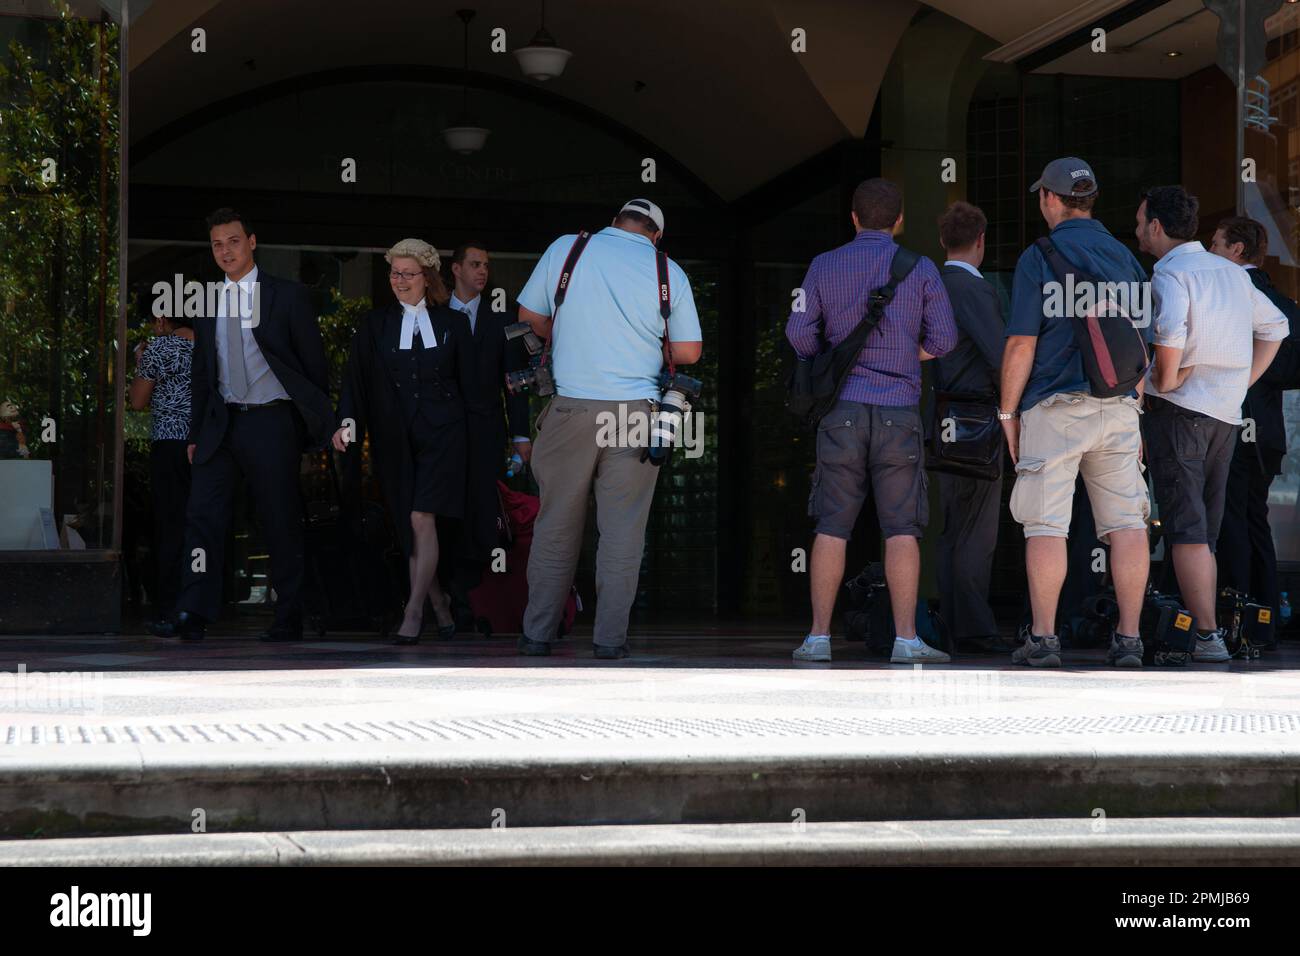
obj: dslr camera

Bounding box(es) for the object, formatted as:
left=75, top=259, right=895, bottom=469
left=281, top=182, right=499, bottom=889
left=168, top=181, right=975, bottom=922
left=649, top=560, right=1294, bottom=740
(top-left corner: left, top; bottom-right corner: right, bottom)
left=503, top=322, right=555, bottom=397
left=644, top=369, right=703, bottom=466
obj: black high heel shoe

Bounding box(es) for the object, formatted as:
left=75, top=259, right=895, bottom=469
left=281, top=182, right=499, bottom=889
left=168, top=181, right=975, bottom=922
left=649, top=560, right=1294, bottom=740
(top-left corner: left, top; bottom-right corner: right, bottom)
left=393, top=613, right=425, bottom=646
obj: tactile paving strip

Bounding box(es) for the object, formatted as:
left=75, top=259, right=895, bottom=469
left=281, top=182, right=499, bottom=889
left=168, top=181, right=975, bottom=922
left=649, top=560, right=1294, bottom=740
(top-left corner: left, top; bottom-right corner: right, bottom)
left=3, top=711, right=1300, bottom=746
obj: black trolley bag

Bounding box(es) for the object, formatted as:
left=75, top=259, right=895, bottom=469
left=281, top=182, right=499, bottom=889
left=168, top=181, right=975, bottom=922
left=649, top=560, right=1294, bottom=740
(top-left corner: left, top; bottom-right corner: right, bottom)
left=786, top=247, right=920, bottom=428
left=1034, top=237, right=1149, bottom=397
left=302, top=450, right=403, bottom=637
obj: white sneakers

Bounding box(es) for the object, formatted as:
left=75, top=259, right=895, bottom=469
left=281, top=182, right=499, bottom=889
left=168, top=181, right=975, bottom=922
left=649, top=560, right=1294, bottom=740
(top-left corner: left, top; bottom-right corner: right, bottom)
left=792, top=635, right=951, bottom=663
left=889, top=636, right=951, bottom=664
left=792, top=635, right=832, bottom=662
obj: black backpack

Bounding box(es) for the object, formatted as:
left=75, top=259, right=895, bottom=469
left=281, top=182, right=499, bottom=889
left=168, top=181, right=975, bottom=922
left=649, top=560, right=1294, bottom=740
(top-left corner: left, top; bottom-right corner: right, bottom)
left=1034, top=237, right=1149, bottom=398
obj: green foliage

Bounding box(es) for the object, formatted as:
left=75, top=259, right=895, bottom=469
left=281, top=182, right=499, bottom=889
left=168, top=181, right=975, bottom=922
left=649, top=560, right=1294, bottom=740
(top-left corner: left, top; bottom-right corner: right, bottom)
left=317, top=287, right=372, bottom=396
left=0, top=5, right=119, bottom=461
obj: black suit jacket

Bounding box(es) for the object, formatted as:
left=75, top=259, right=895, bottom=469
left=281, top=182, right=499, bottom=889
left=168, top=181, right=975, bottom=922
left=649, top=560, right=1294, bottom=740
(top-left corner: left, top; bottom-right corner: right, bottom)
left=1242, top=267, right=1300, bottom=476
left=462, top=302, right=530, bottom=443
left=188, top=270, right=332, bottom=465
left=936, top=265, right=1004, bottom=396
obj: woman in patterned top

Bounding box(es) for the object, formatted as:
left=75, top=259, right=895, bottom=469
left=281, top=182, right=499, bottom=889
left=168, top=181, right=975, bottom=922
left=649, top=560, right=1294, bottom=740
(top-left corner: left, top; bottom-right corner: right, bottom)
left=130, top=313, right=195, bottom=629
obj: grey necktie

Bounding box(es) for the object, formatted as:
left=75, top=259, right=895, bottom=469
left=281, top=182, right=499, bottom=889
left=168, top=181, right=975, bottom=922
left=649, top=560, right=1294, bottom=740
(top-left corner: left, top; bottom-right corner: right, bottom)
left=463, top=306, right=474, bottom=334
left=224, top=287, right=249, bottom=400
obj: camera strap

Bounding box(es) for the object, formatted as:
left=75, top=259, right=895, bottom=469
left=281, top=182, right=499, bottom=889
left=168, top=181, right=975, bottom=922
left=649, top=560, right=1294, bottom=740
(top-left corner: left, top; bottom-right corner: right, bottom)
left=656, top=249, right=675, bottom=376
left=543, top=230, right=676, bottom=376
left=544, top=230, right=594, bottom=365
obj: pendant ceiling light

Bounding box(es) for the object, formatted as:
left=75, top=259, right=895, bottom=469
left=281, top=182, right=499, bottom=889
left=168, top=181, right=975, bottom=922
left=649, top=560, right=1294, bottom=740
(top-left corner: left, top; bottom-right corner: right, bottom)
left=514, top=0, right=572, bottom=81
left=442, top=8, right=490, bottom=155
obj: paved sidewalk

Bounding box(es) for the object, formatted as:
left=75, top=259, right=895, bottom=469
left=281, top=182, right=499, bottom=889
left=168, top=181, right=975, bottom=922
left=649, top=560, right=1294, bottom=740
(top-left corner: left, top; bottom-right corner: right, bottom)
left=2, top=631, right=1297, bottom=752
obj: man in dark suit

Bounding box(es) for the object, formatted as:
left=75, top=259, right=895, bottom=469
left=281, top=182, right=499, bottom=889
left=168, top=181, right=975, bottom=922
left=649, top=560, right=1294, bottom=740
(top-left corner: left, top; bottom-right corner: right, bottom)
left=161, top=208, right=332, bottom=641
left=1210, top=217, right=1300, bottom=637
left=935, top=202, right=1005, bottom=648
left=445, top=241, right=532, bottom=595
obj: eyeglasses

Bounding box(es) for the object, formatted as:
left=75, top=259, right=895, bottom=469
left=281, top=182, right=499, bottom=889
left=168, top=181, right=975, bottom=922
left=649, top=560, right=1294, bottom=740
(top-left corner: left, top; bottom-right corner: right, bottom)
left=389, top=270, right=423, bottom=281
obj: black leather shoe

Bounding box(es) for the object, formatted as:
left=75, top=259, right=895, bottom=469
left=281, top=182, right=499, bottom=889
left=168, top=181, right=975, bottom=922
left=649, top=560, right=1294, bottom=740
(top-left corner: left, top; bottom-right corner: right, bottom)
left=593, top=643, right=629, bottom=660
left=155, top=611, right=206, bottom=641
left=259, top=627, right=303, bottom=643
left=517, top=635, right=551, bottom=656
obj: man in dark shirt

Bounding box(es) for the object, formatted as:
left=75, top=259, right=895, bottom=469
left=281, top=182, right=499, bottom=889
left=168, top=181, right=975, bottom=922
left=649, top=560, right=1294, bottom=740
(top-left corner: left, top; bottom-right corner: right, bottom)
left=935, top=201, right=1004, bottom=647
left=1001, top=158, right=1151, bottom=668
left=1209, top=216, right=1300, bottom=637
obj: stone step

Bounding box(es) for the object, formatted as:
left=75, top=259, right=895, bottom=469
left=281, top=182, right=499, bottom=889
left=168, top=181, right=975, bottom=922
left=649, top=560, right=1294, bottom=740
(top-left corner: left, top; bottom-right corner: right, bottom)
left=4, top=818, right=1300, bottom=866
left=2, top=733, right=1298, bottom=837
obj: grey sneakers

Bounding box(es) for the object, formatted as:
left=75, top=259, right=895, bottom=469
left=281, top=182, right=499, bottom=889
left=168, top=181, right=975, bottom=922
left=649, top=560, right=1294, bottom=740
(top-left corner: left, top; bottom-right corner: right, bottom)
left=792, top=635, right=832, bottom=662
left=889, top=637, right=951, bottom=664
left=1106, top=631, right=1144, bottom=668
left=1193, top=628, right=1231, bottom=662
left=1011, top=625, right=1062, bottom=667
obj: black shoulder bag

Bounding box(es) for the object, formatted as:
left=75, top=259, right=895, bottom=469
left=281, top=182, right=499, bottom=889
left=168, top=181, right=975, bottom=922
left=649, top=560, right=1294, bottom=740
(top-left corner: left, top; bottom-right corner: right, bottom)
left=785, top=247, right=919, bottom=429
left=924, top=347, right=1002, bottom=481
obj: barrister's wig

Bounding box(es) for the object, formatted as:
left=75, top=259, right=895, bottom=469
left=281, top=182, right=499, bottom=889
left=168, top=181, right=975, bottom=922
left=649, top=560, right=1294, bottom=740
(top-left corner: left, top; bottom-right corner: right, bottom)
left=385, top=238, right=441, bottom=272
left=385, top=238, right=450, bottom=308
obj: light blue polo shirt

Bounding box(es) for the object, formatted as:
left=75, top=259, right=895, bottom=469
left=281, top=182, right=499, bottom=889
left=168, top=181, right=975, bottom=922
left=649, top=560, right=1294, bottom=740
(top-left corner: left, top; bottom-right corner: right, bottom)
left=517, top=226, right=702, bottom=401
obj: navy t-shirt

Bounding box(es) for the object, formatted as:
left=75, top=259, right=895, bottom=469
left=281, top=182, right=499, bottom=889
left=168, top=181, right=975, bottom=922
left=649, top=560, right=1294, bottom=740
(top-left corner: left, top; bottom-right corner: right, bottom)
left=1007, top=218, right=1148, bottom=412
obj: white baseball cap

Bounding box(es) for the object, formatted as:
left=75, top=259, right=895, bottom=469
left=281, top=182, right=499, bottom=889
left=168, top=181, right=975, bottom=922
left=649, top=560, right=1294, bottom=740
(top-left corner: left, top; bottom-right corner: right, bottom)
left=619, top=198, right=665, bottom=233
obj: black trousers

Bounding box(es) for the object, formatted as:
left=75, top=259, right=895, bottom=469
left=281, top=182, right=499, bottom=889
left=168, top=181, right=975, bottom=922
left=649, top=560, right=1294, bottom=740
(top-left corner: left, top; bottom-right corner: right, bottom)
left=937, top=469, right=1001, bottom=638
left=150, top=439, right=192, bottom=615
left=1216, top=450, right=1278, bottom=617
left=176, top=403, right=305, bottom=629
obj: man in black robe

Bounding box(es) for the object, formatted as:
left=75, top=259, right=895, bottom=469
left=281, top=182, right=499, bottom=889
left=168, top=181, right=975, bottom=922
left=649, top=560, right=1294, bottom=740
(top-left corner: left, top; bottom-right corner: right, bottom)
left=445, top=241, right=532, bottom=606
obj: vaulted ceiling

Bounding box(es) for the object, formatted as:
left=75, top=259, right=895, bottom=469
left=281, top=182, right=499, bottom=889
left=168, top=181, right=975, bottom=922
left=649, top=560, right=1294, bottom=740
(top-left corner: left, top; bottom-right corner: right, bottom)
left=119, top=0, right=1264, bottom=200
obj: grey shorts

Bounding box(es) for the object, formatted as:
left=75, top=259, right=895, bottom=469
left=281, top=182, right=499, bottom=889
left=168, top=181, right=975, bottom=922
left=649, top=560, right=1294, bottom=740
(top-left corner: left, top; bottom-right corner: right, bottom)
left=1143, top=396, right=1236, bottom=549
left=808, top=400, right=928, bottom=540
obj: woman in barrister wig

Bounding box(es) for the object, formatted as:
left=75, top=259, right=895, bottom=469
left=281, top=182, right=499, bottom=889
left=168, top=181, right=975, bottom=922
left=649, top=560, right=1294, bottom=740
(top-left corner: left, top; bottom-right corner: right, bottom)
left=333, top=238, right=478, bottom=644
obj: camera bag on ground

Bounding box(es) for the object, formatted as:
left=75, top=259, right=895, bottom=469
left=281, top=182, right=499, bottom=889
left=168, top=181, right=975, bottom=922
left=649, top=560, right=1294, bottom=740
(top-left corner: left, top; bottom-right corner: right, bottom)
left=786, top=247, right=919, bottom=429
left=842, top=561, right=950, bottom=656
left=1034, top=237, right=1149, bottom=398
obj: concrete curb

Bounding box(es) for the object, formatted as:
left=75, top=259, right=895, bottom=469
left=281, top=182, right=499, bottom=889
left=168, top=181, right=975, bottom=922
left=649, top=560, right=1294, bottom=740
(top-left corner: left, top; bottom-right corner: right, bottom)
left=4, top=818, right=1300, bottom=865
left=3, top=745, right=1299, bottom=837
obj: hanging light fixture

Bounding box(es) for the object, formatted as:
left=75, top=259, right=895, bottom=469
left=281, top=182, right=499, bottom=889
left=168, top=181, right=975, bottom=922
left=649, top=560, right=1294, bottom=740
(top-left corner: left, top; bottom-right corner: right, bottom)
left=514, top=0, right=572, bottom=81
left=442, top=8, right=490, bottom=155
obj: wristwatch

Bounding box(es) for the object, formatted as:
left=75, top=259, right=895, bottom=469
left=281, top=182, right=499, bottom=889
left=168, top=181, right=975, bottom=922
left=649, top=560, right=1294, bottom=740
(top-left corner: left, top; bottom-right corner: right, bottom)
left=997, top=410, right=1018, bottom=421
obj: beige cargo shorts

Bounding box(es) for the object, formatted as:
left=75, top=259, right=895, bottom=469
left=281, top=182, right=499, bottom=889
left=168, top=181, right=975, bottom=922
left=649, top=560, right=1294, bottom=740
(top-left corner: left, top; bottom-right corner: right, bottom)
left=1009, top=391, right=1150, bottom=541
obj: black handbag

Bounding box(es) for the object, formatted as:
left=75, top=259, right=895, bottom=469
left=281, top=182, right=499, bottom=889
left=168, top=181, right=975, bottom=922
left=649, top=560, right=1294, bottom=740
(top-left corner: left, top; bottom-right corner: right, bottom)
left=925, top=348, right=1002, bottom=481
left=786, top=247, right=919, bottom=429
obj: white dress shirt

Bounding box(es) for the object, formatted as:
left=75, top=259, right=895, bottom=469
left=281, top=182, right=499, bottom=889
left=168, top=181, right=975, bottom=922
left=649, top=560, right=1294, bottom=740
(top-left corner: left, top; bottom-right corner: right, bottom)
left=943, top=259, right=983, bottom=279
left=1146, top=241, right=1288, bottom=424
left=449, top=293, right=480, bottom=335
left=214, top=265, right=291, bottom=404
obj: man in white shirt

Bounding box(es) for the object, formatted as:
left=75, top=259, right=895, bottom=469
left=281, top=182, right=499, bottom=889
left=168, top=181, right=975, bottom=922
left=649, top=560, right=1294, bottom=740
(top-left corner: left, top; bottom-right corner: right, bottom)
left=1135, top=186, right=1288, bottom=661
left=163, top=208, right=332, bottom=642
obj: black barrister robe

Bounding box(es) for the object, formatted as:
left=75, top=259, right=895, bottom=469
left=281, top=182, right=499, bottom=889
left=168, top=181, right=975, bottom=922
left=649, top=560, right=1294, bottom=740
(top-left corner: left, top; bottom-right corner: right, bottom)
left=336, top=301, right=480, bottom=558
left=462, top=303, right=532, bottom=560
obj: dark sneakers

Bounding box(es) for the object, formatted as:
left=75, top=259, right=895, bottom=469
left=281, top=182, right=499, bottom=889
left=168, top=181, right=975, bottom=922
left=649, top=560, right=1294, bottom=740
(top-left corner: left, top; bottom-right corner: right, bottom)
left=517, top=635, right=552, bottom=656
left=1010, top=624, right=1062, bottom=667
left=1105, top=630, right=1144, bottom=668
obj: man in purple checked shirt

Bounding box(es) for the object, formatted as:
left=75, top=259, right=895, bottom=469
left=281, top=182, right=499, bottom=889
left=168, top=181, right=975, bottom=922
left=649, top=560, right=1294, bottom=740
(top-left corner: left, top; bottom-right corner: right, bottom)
left=785, top=178, right=958, bottom=664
